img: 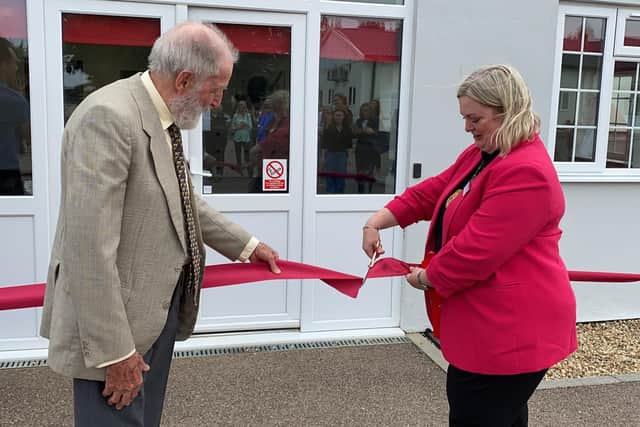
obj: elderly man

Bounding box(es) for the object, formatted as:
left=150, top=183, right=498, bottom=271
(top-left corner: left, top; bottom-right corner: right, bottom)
left=40, top=22, right=280, bottom=426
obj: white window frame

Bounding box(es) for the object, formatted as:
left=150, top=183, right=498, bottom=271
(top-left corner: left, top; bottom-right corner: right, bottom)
left=551, top=4, right=640, bottom=182
left=614, top=7, right=640, bottom=57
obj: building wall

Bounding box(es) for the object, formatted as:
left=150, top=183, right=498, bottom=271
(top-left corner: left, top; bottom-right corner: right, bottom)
left=400, top=0, right=640, bottom=332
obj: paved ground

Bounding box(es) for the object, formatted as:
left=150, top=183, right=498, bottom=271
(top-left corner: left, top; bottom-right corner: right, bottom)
left=1, top=342, right=639, bottom=426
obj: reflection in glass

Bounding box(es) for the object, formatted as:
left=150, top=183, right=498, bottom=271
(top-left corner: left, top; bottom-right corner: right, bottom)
left=0, top=0, right=31, bottom=196
left=557, top=91, right=577, bottom=125
left=581, top=55, right=602, bottom=90
left=317, top=16, right=402, bottom=194
left=583, top=18, right=605, bottom=53
left=560, top=54, right=579, bottom=89
left=554, top=128, right=574, bottom=161
left=578, top=92, right=599, bottom=126
left=62, top=14, right=160, bottom=122
left=632, top=132, right=640, bottom=168
left=624, top=19, right=640, bottom=47
left=610, top=93, right=632, bottom=126
left=563, top=16, right=582, bottom=51
left=613, top=61, right=636, bottom=91
left=575, top=128, right=596, bottom=162
left=607, top=128, right=630, bottom=167
left=201, top=24, right=291, bottom=194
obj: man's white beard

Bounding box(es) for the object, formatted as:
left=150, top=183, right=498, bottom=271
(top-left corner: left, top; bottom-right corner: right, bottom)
left=169, top=89, right=206, bottom=130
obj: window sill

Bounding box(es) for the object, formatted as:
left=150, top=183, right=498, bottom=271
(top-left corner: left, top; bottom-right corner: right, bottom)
left=558, top=172, right=640, bottom=183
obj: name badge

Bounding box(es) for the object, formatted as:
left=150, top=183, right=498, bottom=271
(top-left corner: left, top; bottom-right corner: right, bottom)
left=445, top=189, right=462, bottom=208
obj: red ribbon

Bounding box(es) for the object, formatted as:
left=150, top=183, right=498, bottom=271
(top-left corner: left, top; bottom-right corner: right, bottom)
left=1, top=258, right=639, bottom=312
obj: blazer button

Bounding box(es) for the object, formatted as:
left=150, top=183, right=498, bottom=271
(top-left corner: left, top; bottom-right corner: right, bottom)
left=162, top=301, right=171, bottom=310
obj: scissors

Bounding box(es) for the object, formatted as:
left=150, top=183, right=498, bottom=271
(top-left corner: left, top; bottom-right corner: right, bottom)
left=368, top=240, right=381, bottom=268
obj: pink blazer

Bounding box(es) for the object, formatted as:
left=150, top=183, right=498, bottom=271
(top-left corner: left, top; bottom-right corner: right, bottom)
left=387, top=135, right=577, bottom=374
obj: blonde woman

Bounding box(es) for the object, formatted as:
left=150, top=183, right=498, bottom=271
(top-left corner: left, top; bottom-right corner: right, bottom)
left=362, top=65, right=577, bottom=426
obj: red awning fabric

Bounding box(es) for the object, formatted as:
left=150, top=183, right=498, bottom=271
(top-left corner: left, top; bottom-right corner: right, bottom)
left=320, top=25, right=400, bottom=63
left=218, top=24, right=290, bottom=55
left=0, top=0, right=27, bottom=39
left=62, top=14, right=160, bottom=47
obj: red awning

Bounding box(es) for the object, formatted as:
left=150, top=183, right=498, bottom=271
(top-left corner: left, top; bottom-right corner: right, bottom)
left=320, top=25, right=400, bottom=63
left=1, top=10, right=399, bottom=63
left=0, top=0, right=27, bottom=39
left=218, top=24, right=290, bottom=55
left=62, top=14, right=160, bottom=47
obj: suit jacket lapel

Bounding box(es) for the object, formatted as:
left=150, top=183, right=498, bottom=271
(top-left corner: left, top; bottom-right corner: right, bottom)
left=128, top=74, right=187, bottom=254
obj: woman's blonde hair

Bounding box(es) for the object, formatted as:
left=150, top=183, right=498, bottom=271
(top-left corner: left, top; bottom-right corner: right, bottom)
left=457, top=64, right=537, bottom=155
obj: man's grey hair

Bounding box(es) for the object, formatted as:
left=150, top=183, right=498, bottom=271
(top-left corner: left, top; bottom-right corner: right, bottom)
left=148, top=21, right=238, bottom=82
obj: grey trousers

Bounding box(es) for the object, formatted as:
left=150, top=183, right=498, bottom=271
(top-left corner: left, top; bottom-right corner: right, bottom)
left=73, top=280, right=183, bottom=427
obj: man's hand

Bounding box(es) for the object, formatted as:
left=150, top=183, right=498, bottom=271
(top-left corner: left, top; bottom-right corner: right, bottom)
left=102, top=352, right=150, bottom=410
left=249, top=242, right=281, bottom=274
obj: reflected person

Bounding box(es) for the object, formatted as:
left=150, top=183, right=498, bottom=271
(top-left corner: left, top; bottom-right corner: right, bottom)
left=0, top=37, right=29, bottom=195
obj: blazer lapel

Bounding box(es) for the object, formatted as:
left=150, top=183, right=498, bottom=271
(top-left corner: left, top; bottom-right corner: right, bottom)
left=128, top=75, right=187, bottom=254
left=426, top=151, right=482, bottom=252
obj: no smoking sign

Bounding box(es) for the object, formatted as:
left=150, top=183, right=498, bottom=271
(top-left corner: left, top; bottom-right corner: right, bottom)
left=262, top=159, right=287, bottom=191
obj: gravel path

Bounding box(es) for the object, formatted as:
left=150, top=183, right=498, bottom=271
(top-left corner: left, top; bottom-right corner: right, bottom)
left=547, top=319, right=640, bottom=379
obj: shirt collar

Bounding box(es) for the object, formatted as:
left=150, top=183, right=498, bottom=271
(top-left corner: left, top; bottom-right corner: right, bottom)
left=140, top=70, right=174, bottom=131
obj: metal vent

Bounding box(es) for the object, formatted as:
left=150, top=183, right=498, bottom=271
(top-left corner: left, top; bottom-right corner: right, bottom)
left=172, top=336, right=410, bottom=359
left=0, top=359, right=48, bottom=369
left=0, top=336, right=409, bottom=369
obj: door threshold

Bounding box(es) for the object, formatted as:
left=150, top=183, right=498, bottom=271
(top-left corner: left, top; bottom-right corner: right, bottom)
left=174, top=327, right=405, bottom=353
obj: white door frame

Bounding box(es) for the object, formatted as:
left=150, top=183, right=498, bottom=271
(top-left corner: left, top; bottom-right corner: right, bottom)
left=300, top=2, right=415, bottom=331
left=0, top=0, right=49, bottom=351
left=44, top=0, right=176, bottom=246
left=187, top=8, right=307, bottom=332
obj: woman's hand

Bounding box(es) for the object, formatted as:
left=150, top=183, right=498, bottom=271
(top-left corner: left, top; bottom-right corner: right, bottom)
left=406, top=266, right=431, bottom=291
left=362, top=224, right=385, bottom=260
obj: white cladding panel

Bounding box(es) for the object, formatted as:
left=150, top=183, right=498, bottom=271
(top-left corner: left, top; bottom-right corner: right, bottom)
left=309, top=212, right=398, bottom=325
left=0, top=216, right=40, bottom=344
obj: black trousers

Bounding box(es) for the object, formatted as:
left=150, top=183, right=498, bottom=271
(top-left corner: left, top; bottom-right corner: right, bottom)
left=73, top=278, right=183, bottom=427
left=447, top=364, right=547, bottom=427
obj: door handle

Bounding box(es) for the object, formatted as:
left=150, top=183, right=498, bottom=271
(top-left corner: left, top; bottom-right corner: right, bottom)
left=190, top=169, right=213, bottom=177
left=190, top=156, right=213, bottom=177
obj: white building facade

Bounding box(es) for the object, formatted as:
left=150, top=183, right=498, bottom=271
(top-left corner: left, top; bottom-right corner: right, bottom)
left=0, top=0, right=638, bottom=358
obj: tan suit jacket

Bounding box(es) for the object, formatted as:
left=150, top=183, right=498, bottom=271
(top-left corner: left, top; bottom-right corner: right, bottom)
left=40, top=74, right=253, bottom=381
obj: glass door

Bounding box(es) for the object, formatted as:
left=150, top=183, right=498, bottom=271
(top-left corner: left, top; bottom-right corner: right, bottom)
left=44, top=0, right=175, bottom=242
left=187, top=9, right=306, bottom=332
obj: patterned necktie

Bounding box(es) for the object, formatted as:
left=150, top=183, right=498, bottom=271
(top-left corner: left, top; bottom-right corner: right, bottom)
left=168, top=124, right=202, bottom=306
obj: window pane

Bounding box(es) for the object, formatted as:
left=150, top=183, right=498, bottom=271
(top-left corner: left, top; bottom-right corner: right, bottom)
left=583, top=18, right=605, bottom=53
left=560, top=54, right=579, bottom=89
left=557, top=91, right=577, bottom=126
left=554, top=128, right=574, bottom=161
left=632, top=132, right=640, bottom=168
left=607, top=129, right=630, bottom=167
left=563, top=16, right=583, bottom=51
left=578, top=92, right=599, bottom=126
left=575, top=128, right=596, bottom=162
left=317, top=16, right=402, bottom=194
left=0, top=0, right=31, bottom=196
left=624, top=18, right=640, bottom=47
left=581, top=55, right=602, bottom=90
left=62, top=14, right=160, bottom=122
left=613, top=61, right=636, bottom=91
left=201, top=24, right=291, bottom=194
left=634, top=95, right=640, bottom=126
left=610, top=93, right=633, bottom=126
